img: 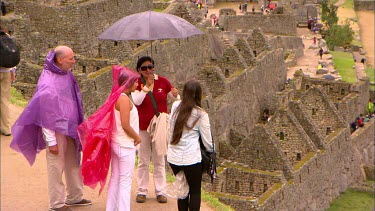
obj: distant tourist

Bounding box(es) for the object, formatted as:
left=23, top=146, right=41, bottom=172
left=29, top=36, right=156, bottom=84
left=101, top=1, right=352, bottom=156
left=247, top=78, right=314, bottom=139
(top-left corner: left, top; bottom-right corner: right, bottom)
left=252, top=5, right=255, bottom=14
left=360, top=57, right=366, bottom=65
left=356, top=115, right=364, bottom=127
left=307, top=18, right=311, bottom=30
left=313, top=36, right=317, bottom=45
left=318, top=48, right=324, bottom=59
left=1, top=2, right=6, bottom=16
left=213, top=14, right=218, bottom=26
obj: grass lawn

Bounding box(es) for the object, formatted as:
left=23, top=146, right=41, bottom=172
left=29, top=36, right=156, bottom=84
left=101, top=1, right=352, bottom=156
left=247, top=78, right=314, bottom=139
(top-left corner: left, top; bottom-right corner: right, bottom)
left=327, top=189, right=374, bottom=211
left=10, top=87, right=28, bottom=107
left=330, top=51, right=357, bottom=83
left=365, top=67, right=374, bottom=82
left=153, top=8, right=164, bottom=12
left=342, top=0, right=354, bottom=8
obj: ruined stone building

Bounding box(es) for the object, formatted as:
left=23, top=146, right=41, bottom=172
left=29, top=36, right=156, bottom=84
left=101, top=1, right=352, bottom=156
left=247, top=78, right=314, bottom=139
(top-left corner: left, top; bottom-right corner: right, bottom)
left=1, top=0, right=373, bottom=210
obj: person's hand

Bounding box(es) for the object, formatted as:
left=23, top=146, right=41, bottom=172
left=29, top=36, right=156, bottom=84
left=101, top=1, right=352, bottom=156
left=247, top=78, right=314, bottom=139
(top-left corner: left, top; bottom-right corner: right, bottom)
left=171, top=87, right=178, bottom=98
left=134, top=136, right=142, bottom=146
left=49, top=144, right=59, bottom=155
left=10, top=72, right=15, bottom=82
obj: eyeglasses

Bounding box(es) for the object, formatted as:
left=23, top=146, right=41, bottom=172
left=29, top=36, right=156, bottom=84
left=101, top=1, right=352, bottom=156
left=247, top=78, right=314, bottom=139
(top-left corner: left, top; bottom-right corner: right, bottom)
left=140, top=64, right=154, bottom=71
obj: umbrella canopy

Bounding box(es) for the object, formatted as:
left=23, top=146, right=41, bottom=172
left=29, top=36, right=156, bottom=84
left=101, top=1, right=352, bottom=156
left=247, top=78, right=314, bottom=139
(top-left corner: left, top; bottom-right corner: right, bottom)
left=99, top=11, right=204, bottom=41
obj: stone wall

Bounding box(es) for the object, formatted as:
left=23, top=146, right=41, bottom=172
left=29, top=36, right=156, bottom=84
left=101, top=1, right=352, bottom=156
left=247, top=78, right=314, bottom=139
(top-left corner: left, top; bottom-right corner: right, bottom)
left=300, top=87, right=347, bottom=141
left=268, top=35, right=304, bottom=66
left=222, top=168, right=284, bottom=198
left=297, top=76, right=370, bottom=124
left=354, top=0, right=375, bottom=10
left=267, top=109, right=316, bottom=165
left=221, top=14, right=297, bottom=36
left=351, top=119, right=375, bottom=166
left=14, top=0, right=152, bottom=59
left=210, top=73, right=372, bottom=210
left=260, top=128, right=363, bottom=210
left=210, top=48, right=287, bottom=139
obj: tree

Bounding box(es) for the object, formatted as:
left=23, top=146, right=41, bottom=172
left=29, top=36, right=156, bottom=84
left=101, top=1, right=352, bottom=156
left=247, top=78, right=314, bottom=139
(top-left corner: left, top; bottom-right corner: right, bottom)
left=320, top=0, right=353, bottom=50
left=325, top=21, right=354, bottom=50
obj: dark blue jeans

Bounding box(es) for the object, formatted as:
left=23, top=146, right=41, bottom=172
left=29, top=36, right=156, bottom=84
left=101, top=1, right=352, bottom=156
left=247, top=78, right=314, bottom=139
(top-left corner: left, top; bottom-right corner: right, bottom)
left=169, top=162, right=202, bottom=211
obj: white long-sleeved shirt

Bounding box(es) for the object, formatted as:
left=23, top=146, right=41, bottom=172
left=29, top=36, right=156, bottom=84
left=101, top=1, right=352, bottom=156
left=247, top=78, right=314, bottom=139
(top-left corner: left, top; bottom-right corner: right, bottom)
left=42, top=128, right=57, bottom=146
left=167, top=101, right=214, bottom=166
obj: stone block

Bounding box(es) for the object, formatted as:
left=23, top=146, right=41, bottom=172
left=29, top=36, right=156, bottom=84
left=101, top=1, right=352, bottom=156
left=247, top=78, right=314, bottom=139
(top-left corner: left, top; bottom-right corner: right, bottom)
left=359, top=48, right=366, bottom=55
left=334, top=46, right=345, bottom=52
left=318, top=60, right=328, bottom=66
left=364, top=165, right=374, bottom=180
left=330, top=70, right=338, bottom=74
left=326, top=55, right=333, bottom=59
left=316, top=68, right=329, bottom=74
left=309, top=44, right=319, bottom=49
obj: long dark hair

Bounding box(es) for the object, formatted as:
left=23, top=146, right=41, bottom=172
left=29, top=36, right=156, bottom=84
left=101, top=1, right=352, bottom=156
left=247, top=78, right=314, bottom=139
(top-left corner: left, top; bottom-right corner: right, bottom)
left=171, top=80, right=202, bottom=145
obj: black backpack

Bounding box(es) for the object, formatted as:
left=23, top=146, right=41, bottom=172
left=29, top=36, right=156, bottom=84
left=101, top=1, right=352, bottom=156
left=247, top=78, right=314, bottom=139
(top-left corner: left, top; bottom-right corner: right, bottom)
left=0, top=32, right=20, bottom=68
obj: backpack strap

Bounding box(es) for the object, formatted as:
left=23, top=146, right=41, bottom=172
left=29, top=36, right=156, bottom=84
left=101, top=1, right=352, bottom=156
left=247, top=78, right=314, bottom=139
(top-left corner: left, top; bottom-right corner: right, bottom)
left=141, top=76, right=160, bottom=117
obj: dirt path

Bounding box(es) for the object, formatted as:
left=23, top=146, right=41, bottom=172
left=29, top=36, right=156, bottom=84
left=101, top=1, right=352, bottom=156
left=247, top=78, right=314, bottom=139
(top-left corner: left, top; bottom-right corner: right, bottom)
left=287, top=28, right=339, bottom=79
left=357, top=11, right=375, bottom=68
left=0, top=104, right=213, bottom=211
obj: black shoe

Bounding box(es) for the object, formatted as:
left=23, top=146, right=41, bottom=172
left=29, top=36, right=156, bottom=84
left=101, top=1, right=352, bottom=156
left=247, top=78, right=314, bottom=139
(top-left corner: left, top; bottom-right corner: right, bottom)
left=0, top=131, right=11, bottom=136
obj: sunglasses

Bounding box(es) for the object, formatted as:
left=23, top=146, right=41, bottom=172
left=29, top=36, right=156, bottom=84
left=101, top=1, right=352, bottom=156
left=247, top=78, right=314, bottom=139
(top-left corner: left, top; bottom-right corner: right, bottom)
left=140, top=64, right=154, bottom=71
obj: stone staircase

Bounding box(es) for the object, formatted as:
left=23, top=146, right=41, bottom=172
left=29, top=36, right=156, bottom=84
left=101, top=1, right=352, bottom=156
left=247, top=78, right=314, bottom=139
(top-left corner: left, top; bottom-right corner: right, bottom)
left=220, top=36, right=232, bottom=47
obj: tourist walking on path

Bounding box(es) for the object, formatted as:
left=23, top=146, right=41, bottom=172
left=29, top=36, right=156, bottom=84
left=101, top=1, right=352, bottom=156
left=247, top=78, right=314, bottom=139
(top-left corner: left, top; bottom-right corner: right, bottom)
left=10, top=46, right=91, bottom=211
left=167, top=80, right=214, bottom=211
left=318, top=48, right=324, bottom=59
left=132, top=56, right=179, bottom=204
left=1, top=2, right=6, bottom=16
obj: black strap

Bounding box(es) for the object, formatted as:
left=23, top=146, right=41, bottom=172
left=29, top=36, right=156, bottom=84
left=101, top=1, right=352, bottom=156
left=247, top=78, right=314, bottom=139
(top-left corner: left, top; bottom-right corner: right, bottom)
left=142, top=76, right=160, bottom=117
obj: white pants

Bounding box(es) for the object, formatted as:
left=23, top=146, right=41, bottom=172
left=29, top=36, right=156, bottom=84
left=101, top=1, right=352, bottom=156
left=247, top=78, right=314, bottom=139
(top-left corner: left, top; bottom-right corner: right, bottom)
left=106, top=143, right=136, bottom=211
left=136, top=130, right=166, bottom=196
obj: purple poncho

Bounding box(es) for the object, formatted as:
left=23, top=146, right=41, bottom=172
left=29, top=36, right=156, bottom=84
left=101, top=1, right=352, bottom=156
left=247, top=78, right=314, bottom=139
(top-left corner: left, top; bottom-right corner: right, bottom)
left=10, top=51, right=84, bottom=166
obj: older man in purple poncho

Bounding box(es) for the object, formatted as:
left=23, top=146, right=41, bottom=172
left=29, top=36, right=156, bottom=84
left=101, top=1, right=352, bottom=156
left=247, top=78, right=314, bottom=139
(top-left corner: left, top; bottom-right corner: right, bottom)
left=10, top=46, right=91, bottom=211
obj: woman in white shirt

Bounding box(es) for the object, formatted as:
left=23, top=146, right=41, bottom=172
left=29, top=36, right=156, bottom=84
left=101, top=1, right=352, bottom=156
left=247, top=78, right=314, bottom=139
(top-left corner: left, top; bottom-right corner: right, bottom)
left=167, top=80, right=214, bottom=211
left=106, top=69, right=142, bottom=211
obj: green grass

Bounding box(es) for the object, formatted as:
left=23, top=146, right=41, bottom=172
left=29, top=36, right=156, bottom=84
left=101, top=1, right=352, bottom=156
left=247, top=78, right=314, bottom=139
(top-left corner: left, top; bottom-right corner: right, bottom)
left=153, top=8, right=164, bottom=12
left=365, top=67, right=374, bottom=83
left=164, top=171, right=233, bottom=210
left=202, top=191, right=235, bottom=211
left=342, top=0, right=354, bottom=8
left=330, top=51, right=357, bottom=83
left=327, top=189, right=374, bottom=211
left=10, top=87, right=28, bottom=107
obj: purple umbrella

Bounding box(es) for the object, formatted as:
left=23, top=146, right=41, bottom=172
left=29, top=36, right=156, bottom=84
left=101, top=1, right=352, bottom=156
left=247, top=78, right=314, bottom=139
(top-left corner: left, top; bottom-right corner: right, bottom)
left=99, top=11, right=203, bottom=41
